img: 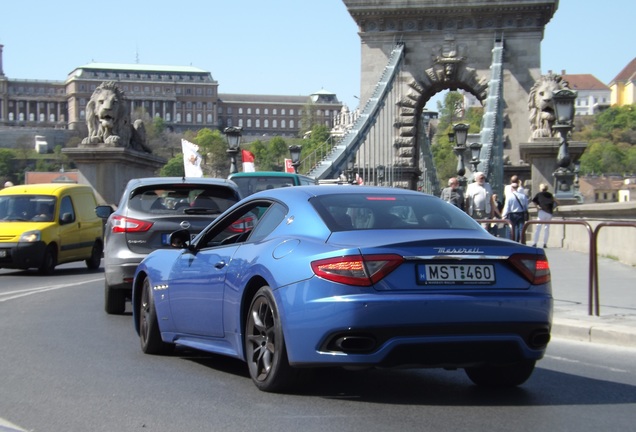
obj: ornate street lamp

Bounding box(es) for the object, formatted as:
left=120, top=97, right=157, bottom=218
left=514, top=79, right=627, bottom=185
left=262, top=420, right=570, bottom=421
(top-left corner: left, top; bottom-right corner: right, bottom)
left=551, top=89, right=578, bottom=198
left=452, top=123, right=469, bottom=189
left=224, top=126, right=242, bottom=174
left=288, top=145, right=302, bottom=174
left=346, top=158, right=355, bottom=184
left=376, top=164, right=385, bottom=186
left=469, top=141, right=482, bottom=174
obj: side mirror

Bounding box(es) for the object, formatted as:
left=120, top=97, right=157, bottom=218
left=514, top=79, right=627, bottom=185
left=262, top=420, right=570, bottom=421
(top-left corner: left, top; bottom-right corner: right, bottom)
left=96, top=205, right=114, bottom=219
left=169, top=229, right=191, bottom=249
left=60, top=212, right=74, bottom=224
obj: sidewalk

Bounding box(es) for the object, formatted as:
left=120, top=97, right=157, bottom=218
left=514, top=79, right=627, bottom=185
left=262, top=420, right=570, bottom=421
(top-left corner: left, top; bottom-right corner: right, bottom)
left=546, top=247, right=636, bottom=347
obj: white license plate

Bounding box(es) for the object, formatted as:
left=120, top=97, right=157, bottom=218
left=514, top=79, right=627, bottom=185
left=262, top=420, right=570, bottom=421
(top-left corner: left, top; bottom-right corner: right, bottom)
left=161, top=233, right=197, bottom=245
left=0, top=250, right=6, bottom=258
left=418, top=264, right=495, bottom=285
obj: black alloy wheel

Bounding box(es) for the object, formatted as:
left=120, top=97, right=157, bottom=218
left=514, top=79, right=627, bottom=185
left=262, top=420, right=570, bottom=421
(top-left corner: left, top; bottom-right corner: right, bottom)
left=139, top=277, right=173, bottom=354
left=245, top=286, right=297, bottom=392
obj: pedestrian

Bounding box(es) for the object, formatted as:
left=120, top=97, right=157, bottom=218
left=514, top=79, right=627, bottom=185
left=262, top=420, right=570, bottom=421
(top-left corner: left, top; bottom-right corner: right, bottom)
left=465, top=172, right=495, bottom=222
left=531, top=183, right=559, bottom=248
left=504, top=175, right=527, bottom=197
left=489, top=192, right=504, bottom=237
left=440, top=177, right=465, bottom=211
left=501, top=182, right=529, bottom=242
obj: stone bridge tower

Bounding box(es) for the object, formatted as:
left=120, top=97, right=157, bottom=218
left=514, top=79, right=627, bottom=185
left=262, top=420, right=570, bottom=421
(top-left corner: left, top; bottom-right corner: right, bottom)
left=343, top=0, right=559, bottom=167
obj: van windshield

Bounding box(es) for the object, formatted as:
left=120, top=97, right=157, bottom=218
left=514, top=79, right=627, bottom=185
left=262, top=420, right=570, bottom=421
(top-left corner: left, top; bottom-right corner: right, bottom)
left=0, top=195, right=57, bottom=222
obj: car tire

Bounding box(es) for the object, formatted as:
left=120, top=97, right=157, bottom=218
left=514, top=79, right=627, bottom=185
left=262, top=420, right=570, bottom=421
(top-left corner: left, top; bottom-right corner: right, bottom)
left=245, top=286, right=297, bottom=393
left=465, top=360, right=536, bottom=387
left=85, top=241, right=102, bottom=270
left=139, top=277, right=174, bottom=354
left=104, top=281, right=126, bottom=315
left=38, top=245, right=57, bottom=275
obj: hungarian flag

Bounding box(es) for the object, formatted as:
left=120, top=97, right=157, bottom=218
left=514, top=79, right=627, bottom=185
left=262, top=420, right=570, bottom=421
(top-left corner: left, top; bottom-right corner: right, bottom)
left=181, top=139, right=203, bottom=177
left=242, top=150, right=255, bottom=172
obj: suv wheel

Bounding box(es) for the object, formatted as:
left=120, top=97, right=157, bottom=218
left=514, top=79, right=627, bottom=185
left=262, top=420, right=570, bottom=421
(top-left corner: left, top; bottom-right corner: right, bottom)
left=86, top=241, right=102, bottom=270
left=105, top=281, right=127, bottom=314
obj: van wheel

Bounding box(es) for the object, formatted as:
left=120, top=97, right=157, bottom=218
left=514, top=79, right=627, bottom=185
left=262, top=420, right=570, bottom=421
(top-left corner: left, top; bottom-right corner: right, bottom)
left=86, top=241, right=102, bottom=270
left=105, top=281, right=126, bottom=315
left=38, top=246, right=57, bottom=275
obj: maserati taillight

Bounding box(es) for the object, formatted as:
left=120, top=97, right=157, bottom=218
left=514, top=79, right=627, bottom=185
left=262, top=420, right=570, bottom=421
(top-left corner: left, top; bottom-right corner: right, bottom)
left=311, top=254, right=403, bottom=287
left=508, top=253, right=551, bottom=285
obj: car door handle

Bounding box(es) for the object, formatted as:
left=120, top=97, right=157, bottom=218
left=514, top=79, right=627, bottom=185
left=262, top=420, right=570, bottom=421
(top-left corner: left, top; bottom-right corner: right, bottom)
left=214, top=261, right=226, bottom=269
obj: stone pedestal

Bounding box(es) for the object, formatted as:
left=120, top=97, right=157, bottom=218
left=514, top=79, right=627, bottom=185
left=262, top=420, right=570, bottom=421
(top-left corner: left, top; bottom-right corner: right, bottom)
left=63, top=147, right=166, bottom=205
left=519, top=139, right=587, bottom=204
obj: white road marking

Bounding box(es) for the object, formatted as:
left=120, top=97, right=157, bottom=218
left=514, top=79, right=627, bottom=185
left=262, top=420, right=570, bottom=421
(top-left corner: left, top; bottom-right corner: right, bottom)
left=0, top=277, right=103, bottom=302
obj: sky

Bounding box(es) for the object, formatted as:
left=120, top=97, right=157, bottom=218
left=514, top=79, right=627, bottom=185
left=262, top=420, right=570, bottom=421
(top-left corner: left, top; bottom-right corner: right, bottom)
left=1, top=0, right=633, bottom=113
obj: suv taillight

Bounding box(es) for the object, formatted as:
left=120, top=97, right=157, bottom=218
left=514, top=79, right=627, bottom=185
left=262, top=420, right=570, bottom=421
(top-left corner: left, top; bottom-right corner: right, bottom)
left=111, top=215, right=154, bottom=233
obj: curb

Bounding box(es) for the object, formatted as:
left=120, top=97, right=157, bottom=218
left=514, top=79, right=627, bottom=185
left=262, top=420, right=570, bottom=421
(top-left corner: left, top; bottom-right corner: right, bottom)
left=552, top=317, right=636, bottom=348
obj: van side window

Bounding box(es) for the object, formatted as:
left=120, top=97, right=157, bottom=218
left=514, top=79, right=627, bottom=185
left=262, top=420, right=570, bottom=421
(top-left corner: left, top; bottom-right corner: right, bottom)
left=59, top=196, right=76, bottom=224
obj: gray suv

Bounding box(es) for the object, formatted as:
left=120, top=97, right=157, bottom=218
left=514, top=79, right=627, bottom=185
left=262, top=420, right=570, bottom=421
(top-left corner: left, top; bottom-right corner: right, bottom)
left=102, top=177, right=241, bottom=314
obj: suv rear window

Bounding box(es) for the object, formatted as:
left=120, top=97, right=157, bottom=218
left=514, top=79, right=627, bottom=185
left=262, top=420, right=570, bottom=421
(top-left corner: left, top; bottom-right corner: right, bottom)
left=128, top=185, right=237, bottom=215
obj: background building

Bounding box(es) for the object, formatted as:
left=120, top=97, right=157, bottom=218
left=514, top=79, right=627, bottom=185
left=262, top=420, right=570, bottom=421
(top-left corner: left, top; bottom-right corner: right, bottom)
left=0, top=46, right=343, bottom=148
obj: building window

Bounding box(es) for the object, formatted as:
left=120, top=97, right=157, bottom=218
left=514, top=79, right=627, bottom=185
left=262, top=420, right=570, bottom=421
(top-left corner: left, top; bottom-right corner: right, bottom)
left=273, top=109, right=277, bottom=115
left=49, top=114, right=56, bottom=122
left=256, top=108, right=260, bottom=115
left=239, top=108, right=243, bottom=114
left=264, top=119, right=269, bottom=128
left=196, top=113, right=202, bottom=123
left=207, top=114, right=212, bottom=123
left=247, top=118, right=252, bottom=127
left=281, top=120, right=286, bottom=128
left=256, top=119, right=260, bottom=127
left=282, top=109, right=286, bottom=115
left=166, top=113, right=171, bottom=122
left=227, top=107, right=233, bottom=114
left=247, top=108, right=252, bottom=114
left=273, top=119, right=277, bottom=128
left=264, top=108, right=269, bottom=115
left=239, top=118, right=244, bottom=127
left=176, top=113, right=182, bottom=122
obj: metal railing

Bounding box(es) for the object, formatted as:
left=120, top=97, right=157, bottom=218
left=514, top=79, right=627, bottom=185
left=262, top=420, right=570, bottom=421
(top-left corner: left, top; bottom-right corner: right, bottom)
left=516, top=219, right=636, bottom=316
left=591, top=221, right=636, bottom=316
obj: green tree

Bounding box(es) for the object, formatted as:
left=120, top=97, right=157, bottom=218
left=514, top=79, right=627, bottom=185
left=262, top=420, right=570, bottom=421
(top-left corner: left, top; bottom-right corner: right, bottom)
left=159, top=155, right=185, bottom=177
left=193, top=128, right=227, bottom=177
left=432, top=92, right=482, bottom=183
left=0, top=149, right=16, bottom=181
left=575, top=104, right=636, bottom=174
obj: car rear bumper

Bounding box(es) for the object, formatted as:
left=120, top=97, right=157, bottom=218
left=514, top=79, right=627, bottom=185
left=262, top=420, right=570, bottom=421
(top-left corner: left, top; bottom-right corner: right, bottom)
left=0, top=241, right=46, bottom=270
left=275, top=285, right=553, bottom=368
left=104, top=250, right=145, bottom=290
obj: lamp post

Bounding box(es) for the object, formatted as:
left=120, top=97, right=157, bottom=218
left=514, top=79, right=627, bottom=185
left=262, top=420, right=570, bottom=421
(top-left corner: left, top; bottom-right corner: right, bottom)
left=469, top=141, right=482, bottom=174
left=288, top=145, right=302, bottom=174
left=376, top=164, right=385, bottom=186
left=452, top=123, right=469, bottom=189
left=551, top=88, right=578, bottom=199
left=346, top=158, right=355, bottom=184
left=224, top=126, right=242, bottom=174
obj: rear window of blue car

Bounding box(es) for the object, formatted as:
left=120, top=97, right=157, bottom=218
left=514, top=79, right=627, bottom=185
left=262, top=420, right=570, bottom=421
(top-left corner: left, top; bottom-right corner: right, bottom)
left=311, top=193, right=479, bottom=232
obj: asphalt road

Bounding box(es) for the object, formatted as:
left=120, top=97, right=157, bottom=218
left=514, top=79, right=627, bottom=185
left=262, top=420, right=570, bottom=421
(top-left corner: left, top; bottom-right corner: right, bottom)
left=1, top=262, right=636, bottom=432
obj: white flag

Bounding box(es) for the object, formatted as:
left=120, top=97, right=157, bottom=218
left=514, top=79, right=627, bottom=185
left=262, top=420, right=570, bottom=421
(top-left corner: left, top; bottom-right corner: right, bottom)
left=181, top=139, right=203, bottom=177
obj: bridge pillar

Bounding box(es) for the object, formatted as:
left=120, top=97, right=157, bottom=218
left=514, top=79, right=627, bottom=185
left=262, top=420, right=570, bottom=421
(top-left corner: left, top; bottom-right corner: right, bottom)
left=344, top=0, right=558, bottom=180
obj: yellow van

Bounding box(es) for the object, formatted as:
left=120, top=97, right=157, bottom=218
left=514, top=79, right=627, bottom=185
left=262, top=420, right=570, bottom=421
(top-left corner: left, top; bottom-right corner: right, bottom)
left=0, top=183, right=104, bottom=274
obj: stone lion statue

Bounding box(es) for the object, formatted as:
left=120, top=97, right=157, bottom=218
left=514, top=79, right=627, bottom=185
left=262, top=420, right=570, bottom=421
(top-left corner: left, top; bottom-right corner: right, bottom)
left=528, top=73, right=571, bottom=140
left=81, top=81, right=151, bottom=152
